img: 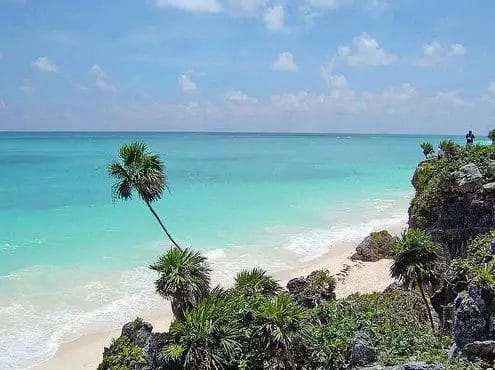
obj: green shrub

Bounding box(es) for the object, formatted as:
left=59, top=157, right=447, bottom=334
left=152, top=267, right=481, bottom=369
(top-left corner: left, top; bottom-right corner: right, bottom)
left=98, top=336, right=147, bottom=370
left=446, top=357, right=490, bottom=370
left=305, top=291, right=449, bottom=368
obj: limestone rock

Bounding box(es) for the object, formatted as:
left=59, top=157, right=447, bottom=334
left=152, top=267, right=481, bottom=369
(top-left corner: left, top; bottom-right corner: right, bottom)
left=453, top=285, right=495, bottom=349
left=487, top=161, right=495, bottom=179
left=463, top=340, right=495, bottom=364
left=121, top=318, right=153, bottom=348
left=351, top=230, right=395, bottom=262
left=451, top=163, right=483, bottom=193
left=287, top=269, right=336, bottom=308
left=348, top=332, right=377, bottom=367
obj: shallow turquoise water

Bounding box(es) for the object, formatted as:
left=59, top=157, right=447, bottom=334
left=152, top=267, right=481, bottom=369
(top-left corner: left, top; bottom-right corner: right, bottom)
left=0, top=132, right=467, bottom=368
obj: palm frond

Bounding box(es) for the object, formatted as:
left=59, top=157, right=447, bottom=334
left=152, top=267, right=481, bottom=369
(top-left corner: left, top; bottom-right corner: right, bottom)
left=234, top=267, right=282, bottom=297
left=150, top=247, right=211, bottom=319
left=390, top=229, right=441, bottom=288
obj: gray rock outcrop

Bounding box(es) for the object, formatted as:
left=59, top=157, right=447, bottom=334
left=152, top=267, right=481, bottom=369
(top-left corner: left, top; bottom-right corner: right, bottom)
left=351, top=230, right=395, bottom=262
left=348, top=332, right=377, bottom=367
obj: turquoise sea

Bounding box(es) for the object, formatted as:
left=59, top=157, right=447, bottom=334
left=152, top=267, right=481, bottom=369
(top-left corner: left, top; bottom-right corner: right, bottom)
left=0, top=132, right=468, bottom=369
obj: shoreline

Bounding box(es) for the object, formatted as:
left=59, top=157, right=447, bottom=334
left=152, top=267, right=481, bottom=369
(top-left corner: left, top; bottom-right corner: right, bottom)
left=33, top=221, right=406, bottom=370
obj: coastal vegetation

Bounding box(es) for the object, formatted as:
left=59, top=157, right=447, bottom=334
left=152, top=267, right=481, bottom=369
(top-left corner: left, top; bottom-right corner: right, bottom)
left=390, top=229, right=441, bottom=330
left=100, top=135, right=495, bottom=369
left=420, top=142, right=435, bottom=159
left=489, top=129, right=495, bottom=144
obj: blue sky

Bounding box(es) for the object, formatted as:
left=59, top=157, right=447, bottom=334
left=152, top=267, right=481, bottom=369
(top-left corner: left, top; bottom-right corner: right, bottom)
left=0, top=0, right=494, bottom=133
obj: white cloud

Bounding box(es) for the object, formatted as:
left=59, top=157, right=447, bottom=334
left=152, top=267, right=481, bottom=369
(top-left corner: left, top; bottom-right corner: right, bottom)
left=89, top=65, right=117, bottom=92
left=95, top=79, right=117, bottom=92
left=488, top=81, right=495, bottom=95
left=0, top=100, right=6, bottom=109
left=336, top=33, right=396, bottom=67
left=449, top=43, right=466, bottom=56
left=19, top=79, right=34, bottom=93
left=73, top=83, right=89, bottom=91
left=179, top=73, right=198, bottom=94
left=272, top=52, right=298, bottom=72
left=321, top=60, right=355, bottom=99
left=431, top=91, right=471, bottom=107
left=89, top=64, right=107, bottom=79
left=155, top=0, right=221, bottom=12
left=264, top=5, right=284, bottom=31
left=222, top=90, right=258, bottom=104
left=31, top=57, right=60, bottom=73
left=416, top=41, right=466, bottom=67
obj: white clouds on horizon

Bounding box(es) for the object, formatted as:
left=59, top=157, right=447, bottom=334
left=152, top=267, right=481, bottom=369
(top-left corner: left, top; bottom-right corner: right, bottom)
left=416, top=41, right=466, bottom=67
left=430, top=90, right=472, bottom=108
left=31, top=57, right=60, bottom=73
left=155, top=0, right=221, bottom=13
left=222, top=90, right=258, bottom=104
left=272, top=52, right=298, bottom=71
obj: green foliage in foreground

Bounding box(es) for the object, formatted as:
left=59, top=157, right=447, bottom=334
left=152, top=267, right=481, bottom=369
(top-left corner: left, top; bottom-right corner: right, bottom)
left=391, top=229, right=441, bottom=330
left=450, top=230, right=495, bottom=287
left=306, top=292, right=449, bottom=368
left=160, top=288, right=448, bottom=369
left=410, top=144, right=495, bottom=229
left=97, top=336, right=147, bottom=370
left=445, top=357, right=490, bottom=370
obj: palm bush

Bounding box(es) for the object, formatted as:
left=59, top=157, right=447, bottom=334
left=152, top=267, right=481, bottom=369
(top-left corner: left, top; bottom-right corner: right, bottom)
left=390, top=229, right=441, bottom=330
left=164, top=299, right=241, bottom=370
left=439, top=139, right=459, bottom=159
left=254, top=294, right=307, bottom=368
left=108, top=141, right=180, bottom=247
left=420, top=142, right=435, bottom=159
left=488, top=129, right=495, bottom=144
left=150, top=246, right=211, bottom=321
left=233, top=267, right=282, bottom=297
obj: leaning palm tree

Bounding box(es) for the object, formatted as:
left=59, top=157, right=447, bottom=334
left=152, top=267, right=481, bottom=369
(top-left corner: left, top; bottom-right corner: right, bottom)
left=233, top=267, right=282, bottom=297
left=420, top=142, right=434, bottom=159
left=150, top=246, right=211, bottom=321
left=390, top=229, right=441, bottom=331
left=108, top=141, right=180, bottom=247
left=488, top=129, right=495, bottom=144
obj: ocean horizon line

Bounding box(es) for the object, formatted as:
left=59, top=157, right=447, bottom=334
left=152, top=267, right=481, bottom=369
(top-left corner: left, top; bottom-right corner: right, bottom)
left=0, top=130, right=467, bottom=138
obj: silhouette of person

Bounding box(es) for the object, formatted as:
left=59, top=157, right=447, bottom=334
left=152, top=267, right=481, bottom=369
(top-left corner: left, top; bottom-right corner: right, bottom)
left=466, top=130, right=475, bottom=146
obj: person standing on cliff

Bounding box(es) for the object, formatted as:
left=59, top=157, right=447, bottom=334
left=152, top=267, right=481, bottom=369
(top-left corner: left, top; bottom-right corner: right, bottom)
left=466, top=130, right=475, bottom=146
left=438, top=146, right=444, bottom=159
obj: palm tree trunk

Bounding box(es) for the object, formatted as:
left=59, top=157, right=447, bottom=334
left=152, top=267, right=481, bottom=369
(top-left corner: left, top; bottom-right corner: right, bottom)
left=419, top=283, right=435, bottom=331
left=145, top=200, right=180, bottom=248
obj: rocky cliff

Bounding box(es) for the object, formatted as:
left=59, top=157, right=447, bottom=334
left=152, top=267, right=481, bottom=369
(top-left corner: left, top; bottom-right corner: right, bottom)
left=409, top=145, right=495, bottom=258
